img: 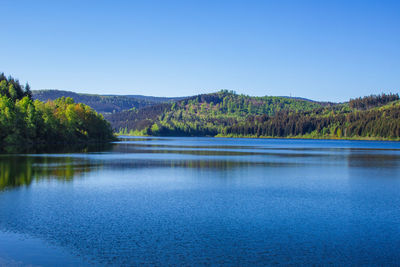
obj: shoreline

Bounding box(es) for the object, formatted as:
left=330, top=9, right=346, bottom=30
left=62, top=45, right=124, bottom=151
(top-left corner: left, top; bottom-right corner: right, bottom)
left=117, top=134, right=400, bottom=142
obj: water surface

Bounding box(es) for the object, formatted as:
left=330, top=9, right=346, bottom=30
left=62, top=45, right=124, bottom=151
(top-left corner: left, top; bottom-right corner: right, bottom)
left=1, top=137, right=400, bottom=266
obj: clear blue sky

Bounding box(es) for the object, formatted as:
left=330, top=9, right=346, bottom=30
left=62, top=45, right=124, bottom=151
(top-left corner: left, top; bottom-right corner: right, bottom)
left=1, top=0, right=399, bottom=101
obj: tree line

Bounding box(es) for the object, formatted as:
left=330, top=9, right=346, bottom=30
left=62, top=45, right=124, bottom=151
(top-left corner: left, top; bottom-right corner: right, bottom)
left=349, top=93, right=399, bottom=110
left=0, top=73, right=115, bottom=148
left=225, top=96, right=400, bottom=139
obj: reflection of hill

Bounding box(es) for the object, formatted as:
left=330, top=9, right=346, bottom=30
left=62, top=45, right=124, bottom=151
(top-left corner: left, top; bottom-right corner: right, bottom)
left=101, top=158, right=301, bottom=171
left=112, top=143, right=337, bottom=158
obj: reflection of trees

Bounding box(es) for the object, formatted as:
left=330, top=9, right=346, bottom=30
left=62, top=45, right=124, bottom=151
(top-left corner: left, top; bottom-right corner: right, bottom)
left=1, top=142, right=113, bottom=154
left=112, top=143, right=327, bottom=158
left=102, top=158, right=296, bottom=172
left=0, top=156, right=102, bottom=191
left=346, top=149, right=400, bottom=169
left=0, top=143, right=113, bottom=190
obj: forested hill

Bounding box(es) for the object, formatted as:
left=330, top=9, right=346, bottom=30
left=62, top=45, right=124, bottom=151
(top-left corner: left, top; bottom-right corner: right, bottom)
left=107, top=90, right=400, bottom=140
left=0, top=74, right=115, bottom=148
left=106, top=90, right=326, bottom=136
left=225, top=94, right=400, bottom=140
left=33, top=90, right=184, bottom=114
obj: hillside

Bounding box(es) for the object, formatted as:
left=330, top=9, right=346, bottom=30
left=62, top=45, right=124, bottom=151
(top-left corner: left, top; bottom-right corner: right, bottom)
left=33, top=90, right=184, bottom=114
left=106, top=91, right=400, bottom=140
left=106, top=90, right=327, bottom=136
left=225, top=95, right=400, bottom=140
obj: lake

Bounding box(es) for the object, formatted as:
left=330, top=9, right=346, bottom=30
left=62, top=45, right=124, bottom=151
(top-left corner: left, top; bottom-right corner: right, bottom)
left=1, top=137, right=400, bottom=266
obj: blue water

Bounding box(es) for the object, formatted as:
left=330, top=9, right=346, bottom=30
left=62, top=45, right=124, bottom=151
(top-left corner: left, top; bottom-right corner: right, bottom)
left=0, top=137, right=400, bottom=266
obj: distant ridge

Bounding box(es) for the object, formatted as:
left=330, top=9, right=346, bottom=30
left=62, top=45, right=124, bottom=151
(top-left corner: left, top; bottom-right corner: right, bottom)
left=32, top=89, right=186, bottom=114
left=104, top=94, right=187, bottom=103
left=33, top=89, right=328, bottom=114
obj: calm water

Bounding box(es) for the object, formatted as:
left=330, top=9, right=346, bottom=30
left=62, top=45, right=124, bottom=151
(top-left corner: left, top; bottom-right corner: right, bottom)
left=1, top=137, right=400, bottom=266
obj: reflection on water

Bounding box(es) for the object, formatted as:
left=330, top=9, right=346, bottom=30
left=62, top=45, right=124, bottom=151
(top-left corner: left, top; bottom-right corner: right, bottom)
left=0, top=137, right=400, bottom=266
left=0, top=156, right=98, bottom=191
left=0, top=143, right=113, bottom=191
left=2, top=138, right=400, bottom=191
